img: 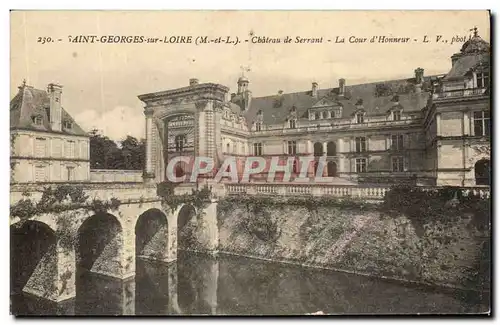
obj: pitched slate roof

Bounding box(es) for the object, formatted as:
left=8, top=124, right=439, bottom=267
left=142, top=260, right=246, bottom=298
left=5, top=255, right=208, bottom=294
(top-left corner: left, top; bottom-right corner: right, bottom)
left=443, top=53, right=490, bottom=80
left=10, top=85, right=88, bottom=136
left=443, top=34, right=490, bottom=81
left=240, top=76, right=435, bottom=125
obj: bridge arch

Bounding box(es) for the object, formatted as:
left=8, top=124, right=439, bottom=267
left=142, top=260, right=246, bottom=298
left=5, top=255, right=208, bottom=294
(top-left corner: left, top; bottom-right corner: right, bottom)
left=10, top=220, right=57, bottom=298
left=135, top=208, right=169, bottom=261
left=76, top=212, right=124, bottom=279
left=177, top=204, right=198, bottom=251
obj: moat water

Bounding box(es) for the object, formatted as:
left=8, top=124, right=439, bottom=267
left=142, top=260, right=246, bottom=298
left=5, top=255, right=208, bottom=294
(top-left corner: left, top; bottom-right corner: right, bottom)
left=11, top=252, right=489, bottom=316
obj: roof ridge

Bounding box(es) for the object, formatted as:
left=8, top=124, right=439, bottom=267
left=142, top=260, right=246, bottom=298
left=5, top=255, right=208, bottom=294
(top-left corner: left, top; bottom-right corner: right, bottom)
left=252, top=73, right=446, bottom=99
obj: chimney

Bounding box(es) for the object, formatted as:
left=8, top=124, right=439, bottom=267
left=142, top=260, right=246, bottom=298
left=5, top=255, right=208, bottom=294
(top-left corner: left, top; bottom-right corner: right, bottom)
left=414, top=68, right=424, bottom=84
left=451, top=53, right=460, bottom=67
left=339, top=78, right=346, bottom=95
left=312, top=82, right=318, bottom=97
left=243, top=90, right=252, bottom=110
left=189, top=78, right=199, bottom=86
left=47, top=83, right=62, bottom=132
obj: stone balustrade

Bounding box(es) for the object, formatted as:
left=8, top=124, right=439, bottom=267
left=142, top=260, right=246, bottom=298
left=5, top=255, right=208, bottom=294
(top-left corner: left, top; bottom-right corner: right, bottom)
left=90, top=169, right=143, bottom=183
left=224, top=183, right=390, bottom=200
left=10, top=182, right=158, bottom=206
left=10, top=180, right=490, bottom=208
left=433, top=87, right=487, bottom=99
left=224, top=182, right=491, bottom=200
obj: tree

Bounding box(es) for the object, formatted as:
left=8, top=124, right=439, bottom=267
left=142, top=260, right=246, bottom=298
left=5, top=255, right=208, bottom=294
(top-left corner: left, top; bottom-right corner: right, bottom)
left=121, top=135, right=145, bottom=170
left=89, top=129, right=145, bottom=170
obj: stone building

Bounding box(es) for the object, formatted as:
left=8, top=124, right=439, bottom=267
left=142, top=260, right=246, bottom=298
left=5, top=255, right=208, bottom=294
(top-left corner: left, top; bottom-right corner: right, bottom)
left=138, top=29, right=490, bottom=187
left=10, top=82, right=90, bottom=183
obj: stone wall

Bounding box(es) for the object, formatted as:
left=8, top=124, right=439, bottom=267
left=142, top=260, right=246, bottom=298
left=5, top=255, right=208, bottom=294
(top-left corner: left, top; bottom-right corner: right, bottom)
left=216, top=203, right=489, bottom=291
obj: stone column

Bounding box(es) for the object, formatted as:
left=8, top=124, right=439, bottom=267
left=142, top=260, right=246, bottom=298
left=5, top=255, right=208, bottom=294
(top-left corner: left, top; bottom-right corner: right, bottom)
left=165, top=207, right=179, bottom=262
left=322, top=142, right=327, bottom=156
left=144, top=107, right=155, bottom=182
left=120, top=278, right=136, bottom=315
left=167, top=263, right=181, bottom=314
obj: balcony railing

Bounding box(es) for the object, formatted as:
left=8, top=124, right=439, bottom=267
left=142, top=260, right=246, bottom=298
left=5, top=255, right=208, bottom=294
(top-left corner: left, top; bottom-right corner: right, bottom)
left=224, top=182, right=490, bottom=200
left=224, top=183, right=390, bottom=200
left=252, top=118, right=422, bottom=136
left=433, top=88, right=487, bottom=99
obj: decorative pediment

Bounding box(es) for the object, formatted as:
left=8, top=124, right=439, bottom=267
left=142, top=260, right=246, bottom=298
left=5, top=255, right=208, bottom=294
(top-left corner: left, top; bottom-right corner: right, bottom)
left=312, top=97, right=339, bottom=108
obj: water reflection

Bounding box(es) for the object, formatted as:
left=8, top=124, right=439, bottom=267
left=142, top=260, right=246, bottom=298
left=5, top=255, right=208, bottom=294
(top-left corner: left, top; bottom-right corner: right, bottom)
left=11, top=252, right=488, bottom=316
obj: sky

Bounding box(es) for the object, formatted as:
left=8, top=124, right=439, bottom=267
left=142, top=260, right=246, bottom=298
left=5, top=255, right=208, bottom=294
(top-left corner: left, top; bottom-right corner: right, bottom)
left=10, top=10, right=490, bottom=140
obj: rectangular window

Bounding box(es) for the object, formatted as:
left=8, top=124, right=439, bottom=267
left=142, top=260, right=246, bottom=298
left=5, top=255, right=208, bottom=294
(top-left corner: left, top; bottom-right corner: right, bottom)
left=52, top=139, right=62, bottom=158
left=315, top=112, right=321, bottom=120
left=253, top=143, right=262, bottom=156
left=393, top=111, right=401, bottom=121
left=66, top=166, right=75, bottom=181
left=287, top=141, right=297, bottom=155
left=34, top=165, right=47, bottom=182
left=476, top=72, right=489, bottom=88
left=391, top=134, right=404, bottom=150
left=473, top=111, right=490, bottom=137
left=356, top=113, right=364, bottom=124
left=355, top=137, right=367, bottom=152
left=35, top=138, right=47, bottom=157
left=255, top=122, right=262, bottom=131
left=65, top=140, right=75, bottom=158
left=355, top=158, right=367, bottom=173
left=392, top=157, right=404, bottom=172
left=289, top=119, right=296, bottom=129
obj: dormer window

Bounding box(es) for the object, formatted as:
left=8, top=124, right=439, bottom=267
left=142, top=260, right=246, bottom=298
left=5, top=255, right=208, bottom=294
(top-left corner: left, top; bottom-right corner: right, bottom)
left=355, top=112, right=365, bottom=124
left=255, top=122, right=262, bottom=131
left=63, top=120, right=73, bottom=129
left=392, top=111, right=401, bottom=121
left=32, top=115, right=43, bottom=125
left=476, top=72, right=489, bottom=88
left=289, top=119, right=296, bottom=129
left=315, top=112, right=320, bottom=120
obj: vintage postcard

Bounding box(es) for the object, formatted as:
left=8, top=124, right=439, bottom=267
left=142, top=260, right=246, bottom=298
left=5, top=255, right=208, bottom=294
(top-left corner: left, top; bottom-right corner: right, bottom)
left=9, top=10, right=491, bottom=316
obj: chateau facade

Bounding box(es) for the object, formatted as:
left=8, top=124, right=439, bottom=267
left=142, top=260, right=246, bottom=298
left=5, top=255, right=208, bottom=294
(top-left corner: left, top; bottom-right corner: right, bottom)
left=10, top=83, right=90, bottom=183
left=139, top=30, right=490, bottom=187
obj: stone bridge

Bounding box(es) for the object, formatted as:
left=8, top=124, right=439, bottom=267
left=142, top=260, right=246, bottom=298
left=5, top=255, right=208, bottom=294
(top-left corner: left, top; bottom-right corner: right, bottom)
left=10, top=181, right=219, bottom=308
left=10, top=180, right=490, bottom=309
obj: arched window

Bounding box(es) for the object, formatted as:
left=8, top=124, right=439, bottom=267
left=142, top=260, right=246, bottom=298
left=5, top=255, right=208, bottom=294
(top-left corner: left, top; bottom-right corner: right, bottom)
left=313, top=142, right=323, bottom=156
left=327, top=141, right=336, bottom=156
left=289, top=119, right=296, bottom=129
left=475, top=159, right=490, bottom=185
left=327, top=161, right=337, bottom=177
